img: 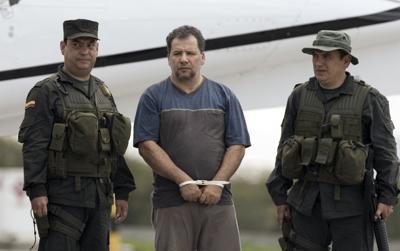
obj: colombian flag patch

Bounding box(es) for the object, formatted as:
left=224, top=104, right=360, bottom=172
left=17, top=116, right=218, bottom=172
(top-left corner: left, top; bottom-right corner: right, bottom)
left=25, top=100, right=36, bottom=109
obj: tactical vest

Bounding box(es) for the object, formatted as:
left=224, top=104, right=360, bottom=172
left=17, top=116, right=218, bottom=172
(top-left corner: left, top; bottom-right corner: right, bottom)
left=281, top=80, right=371, bottom=186
left=46, top=74, right=131, bottom=180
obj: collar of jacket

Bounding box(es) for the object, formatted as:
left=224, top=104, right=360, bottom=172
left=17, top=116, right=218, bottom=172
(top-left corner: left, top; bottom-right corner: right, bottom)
left=56, top=64, right=100, bottom=97
left=307, top=72, right=355, bottom=96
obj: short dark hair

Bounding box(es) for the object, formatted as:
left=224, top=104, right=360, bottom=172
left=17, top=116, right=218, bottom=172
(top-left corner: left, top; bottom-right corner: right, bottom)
left=166, top=25, right=205, bottom=55
left=338, top=50, right=349, bottom=59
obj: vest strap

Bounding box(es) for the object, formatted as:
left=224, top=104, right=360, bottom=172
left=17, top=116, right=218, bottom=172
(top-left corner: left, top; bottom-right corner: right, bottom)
left=48, top=204, right=85, bottom=241
left=301, top=137, right=317, bottom=165
left=315, top=138, right=333, bottom=165
left=51, top=221, right=81, bottom=240
left=49, top=205, right=85, bottom=233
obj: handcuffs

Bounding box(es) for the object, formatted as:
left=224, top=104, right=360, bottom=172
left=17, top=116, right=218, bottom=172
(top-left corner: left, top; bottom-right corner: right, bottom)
left=179, top=180, right=230, bottom=188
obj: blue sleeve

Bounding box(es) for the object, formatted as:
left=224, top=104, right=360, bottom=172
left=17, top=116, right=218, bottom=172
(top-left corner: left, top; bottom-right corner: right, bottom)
left=133, top=89, right=160, bottom=148
left=224, top=89, right=251, bottom=148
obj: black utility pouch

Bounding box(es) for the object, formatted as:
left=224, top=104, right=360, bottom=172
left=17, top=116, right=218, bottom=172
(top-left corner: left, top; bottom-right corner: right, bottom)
left=35, top=214, right=50, bottom=238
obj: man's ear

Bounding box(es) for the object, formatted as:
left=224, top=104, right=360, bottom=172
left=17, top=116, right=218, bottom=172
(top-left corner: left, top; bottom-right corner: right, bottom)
left=60, top=41, right=66, bottom=55
left=344, top=54, right=351, bottom=68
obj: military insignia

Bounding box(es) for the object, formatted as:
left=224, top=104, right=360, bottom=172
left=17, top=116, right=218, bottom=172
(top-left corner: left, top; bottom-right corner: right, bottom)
left=25, top=100, right=36, bottom=109
left=99, top=83, right=112, bottom=97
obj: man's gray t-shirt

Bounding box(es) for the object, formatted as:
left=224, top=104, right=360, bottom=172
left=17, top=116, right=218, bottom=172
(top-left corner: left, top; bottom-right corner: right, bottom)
left=134, top=77, right=251, bottom=208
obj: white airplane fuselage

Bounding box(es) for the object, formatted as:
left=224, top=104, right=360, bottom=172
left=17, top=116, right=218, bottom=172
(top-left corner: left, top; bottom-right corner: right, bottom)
left=1, top=0, right=400, bottom=136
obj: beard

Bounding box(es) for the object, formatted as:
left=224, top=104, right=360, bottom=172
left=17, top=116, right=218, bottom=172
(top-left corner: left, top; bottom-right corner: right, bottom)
left=175, top=68, right=195, bottom=81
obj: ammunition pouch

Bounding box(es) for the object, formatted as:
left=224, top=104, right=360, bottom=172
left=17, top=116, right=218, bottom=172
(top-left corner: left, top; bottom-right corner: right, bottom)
left=48, top=121, right=112, bottom=179
left=291, top=80, right=371, bottom=185
left=281, top=135, right=366, bottom=185
left=301, top=137, right=317, bottom=166
left=330, top=114, right=343, bottom=139
left=47, top=107, right=129, bottom=180
left=314, top=138, right=336, bottom=166
left=99, top=127, right=111, bottom=152
left=35, top=214, right=50, bottom=238
left=334, top=140, right=367, bottom=185
left=105, top=113, right=131, bottom=155
left=279, top=216, right=329, bottom=251
left=48, top=123, right=67, bottom=178
left=67, top=111, right=99, bottom=155
left=281, top=136, right=305, bottom=179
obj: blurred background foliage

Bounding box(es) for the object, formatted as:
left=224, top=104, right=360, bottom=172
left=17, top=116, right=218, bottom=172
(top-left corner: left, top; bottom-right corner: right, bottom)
left=1, top=136, right=399, bottom=239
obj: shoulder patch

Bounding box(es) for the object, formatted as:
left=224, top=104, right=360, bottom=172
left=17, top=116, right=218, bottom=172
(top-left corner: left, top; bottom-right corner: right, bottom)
left=99, top=83, right=112, bottom=97
left=25, top=100, right=36, bottom=109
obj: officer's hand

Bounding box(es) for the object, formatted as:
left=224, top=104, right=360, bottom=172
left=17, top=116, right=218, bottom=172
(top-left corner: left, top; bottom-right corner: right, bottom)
left=31, top=196, right=48, bottom=218
left=375, top=202, right=394, bottom=220
left=180, top=184, right=202, bottom=202
left=115, top=199, right=129, bottom=223
left=277, top=204, right=290, bottom=226
left=198, top=185, right=223, bottom=205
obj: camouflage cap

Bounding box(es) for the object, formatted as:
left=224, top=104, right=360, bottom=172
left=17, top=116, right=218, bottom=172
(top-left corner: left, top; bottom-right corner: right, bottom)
left=63, top=19, right=99, bottom=40
left=302, top=30, right=358, bottom=65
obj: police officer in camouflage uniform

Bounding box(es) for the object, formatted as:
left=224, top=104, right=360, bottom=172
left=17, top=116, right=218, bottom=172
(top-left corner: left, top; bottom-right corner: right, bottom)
left=18, top=19, right=135, bottom=251
left=267, top=30, right=399, bottom=250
